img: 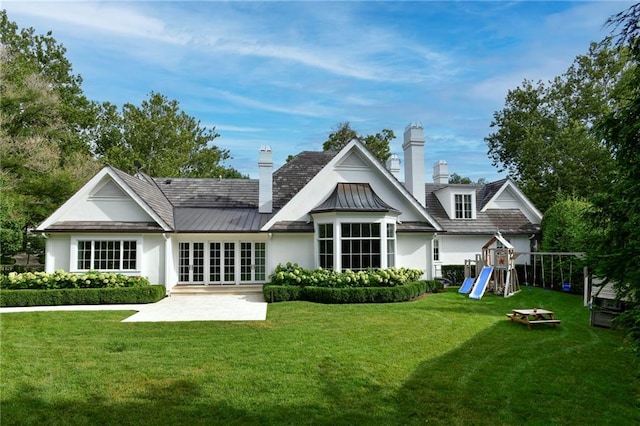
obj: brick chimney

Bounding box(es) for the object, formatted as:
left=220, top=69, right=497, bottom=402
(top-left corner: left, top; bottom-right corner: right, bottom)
left=258, top=146, right=272, bottom=213
left=402, top=123, right=425, bottom=206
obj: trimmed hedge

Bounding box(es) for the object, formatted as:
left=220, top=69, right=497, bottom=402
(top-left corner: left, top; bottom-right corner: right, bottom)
left=442, top=265, right=466, bottom=285
left=264, top=280, right=442, bottom=304
left=0, top=285, right=166, bottom=307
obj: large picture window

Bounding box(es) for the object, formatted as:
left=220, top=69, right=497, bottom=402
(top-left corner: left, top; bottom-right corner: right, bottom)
left=341, top=223, right=381, bottom=271
left=77, top=240, right=137, bottom=271
left=455, top=194, right=472, bottom=219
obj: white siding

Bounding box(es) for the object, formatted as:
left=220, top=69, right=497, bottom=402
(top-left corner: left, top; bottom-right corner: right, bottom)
left=270, top=233, right=314, bottom=270
left=439, top=235, right=531, bottom=265
left=396, top=233, right=429, bottom=279
left=45, top=235, right=70, bottom=273
left=142, top=235, right=165, bottom=285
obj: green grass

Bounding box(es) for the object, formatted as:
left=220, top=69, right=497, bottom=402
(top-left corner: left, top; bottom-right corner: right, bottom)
left=1, top=287, right=638, bottom=425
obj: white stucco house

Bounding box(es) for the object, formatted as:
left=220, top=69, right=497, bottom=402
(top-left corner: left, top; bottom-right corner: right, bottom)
left=37, top=124, right=542, bottom=292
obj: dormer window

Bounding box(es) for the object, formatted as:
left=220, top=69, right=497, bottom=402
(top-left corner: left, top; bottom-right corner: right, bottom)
left=455, top=194, right=473, bottom=219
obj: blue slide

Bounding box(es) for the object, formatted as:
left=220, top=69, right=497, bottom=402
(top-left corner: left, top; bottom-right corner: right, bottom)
left=469, top=266, right=494, bottom=300
left=458, top=277, right=475, bottom=294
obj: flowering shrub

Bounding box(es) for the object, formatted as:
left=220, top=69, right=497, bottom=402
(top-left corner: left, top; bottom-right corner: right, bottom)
left=269, top=263, right=423, bottom=288
left=0, top=270, right=151, bottom=290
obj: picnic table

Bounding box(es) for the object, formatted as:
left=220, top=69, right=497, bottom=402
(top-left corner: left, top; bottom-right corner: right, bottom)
left=506, top=309, right=561, bottom=329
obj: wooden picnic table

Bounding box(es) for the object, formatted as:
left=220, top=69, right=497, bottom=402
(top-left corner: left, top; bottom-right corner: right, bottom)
left=506, top=309, right=561, bottom=329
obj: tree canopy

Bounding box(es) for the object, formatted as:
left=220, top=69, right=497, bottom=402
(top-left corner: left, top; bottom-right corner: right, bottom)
left=322, top=122, right=395, bottom=164
left=93, top=93, right=245, bottom=178
left=588, top=3, right=640, bottom=354
left=0, top=11, right=247, bottom=258
left=486, top=39, right=632, bottom=213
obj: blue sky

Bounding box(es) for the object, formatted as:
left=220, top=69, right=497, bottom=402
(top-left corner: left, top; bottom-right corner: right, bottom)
left=4, top=1, right=633, bottom=180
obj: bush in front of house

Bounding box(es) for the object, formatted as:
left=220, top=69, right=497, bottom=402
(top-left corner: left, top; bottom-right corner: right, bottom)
left=442, top=265, right=466, bottom=285
left=264, top=280, right=440, bottom=303
left=0, top=285, right=166, bottom=307
left=269, top=263, right=423, bottom=288
left=0, top=270, right=151, bottom=290
left=264, top=263, right=441, bottom=303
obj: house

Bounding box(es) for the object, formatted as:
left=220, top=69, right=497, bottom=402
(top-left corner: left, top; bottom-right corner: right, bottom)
left=37, top=123, right=542, bottom=292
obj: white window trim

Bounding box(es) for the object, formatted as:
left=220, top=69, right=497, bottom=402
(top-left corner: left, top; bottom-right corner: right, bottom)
left=70, top=236, right=143, bottom=274
left=314, top=214, right=397, bottom=271
left=453, top=192, right=477, bottom=220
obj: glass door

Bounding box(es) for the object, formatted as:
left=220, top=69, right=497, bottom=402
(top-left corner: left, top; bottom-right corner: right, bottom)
left=178, top=242, right=204, bottom=284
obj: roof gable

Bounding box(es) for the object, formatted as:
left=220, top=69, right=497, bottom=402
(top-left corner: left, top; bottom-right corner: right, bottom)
left=38, top=167, right=173, bottom=232
left=263, top=140, right=442, bottom=231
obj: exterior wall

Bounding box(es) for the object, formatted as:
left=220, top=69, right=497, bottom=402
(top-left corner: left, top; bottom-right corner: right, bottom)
left=396, top=233, right=430, bottom=279
left=142, top=234, right=166, bottom=285
left=43, top=232, right=164, bottom=283
left=44, top=234, right=71, bottom=273
left=63, top=197, right=153, bottom=222
left=438, top=234, right=532, bottom=266
left=269, top=233, right=314, bottom=270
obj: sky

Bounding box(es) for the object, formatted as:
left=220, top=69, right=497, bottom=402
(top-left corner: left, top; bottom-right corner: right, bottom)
left=4, top=1, right=634, bottom=181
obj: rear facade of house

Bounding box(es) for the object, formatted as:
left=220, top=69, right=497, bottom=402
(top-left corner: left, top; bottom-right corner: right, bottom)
left=37, top=124, right=542, bottom=292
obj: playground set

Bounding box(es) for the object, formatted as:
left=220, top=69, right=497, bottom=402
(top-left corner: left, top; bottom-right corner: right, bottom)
left=459, top=232, right=588, bottom=302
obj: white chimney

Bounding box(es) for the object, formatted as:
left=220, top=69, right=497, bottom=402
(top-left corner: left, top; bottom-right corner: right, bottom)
left=386, top=154, right=401, bottom=179
left=433, top=160, right=449, bottom=184
left=402, top=123, right=425, bottom=206
left=258, top=146, right=273, bottom=213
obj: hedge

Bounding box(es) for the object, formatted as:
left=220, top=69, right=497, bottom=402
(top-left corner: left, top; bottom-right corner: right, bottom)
left=0, top=285, right=166, bottom=307
left=264, top=280, right=442, bottom=304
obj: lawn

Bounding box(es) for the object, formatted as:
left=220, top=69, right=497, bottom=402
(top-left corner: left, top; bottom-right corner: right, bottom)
left=1, top=287, right=638, bottom=425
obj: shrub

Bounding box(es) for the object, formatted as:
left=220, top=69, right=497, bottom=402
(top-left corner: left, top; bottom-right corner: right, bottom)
left=269, top=263, right=423, bottom=288
left=442, top=265, right=465, bottom=285
left=0, top=285, right=166, bottom=307
left=0, top=270, right=150, bottom=290
left=264, top=280, right=438, bottom=304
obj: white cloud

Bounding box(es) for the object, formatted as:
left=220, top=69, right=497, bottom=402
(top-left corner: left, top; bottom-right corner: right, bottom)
left=5, top=1, right=191, bottom=44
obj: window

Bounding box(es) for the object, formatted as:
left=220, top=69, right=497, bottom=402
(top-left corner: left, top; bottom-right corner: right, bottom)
left=77, top=240, right=137, bottom=271
left=455, top=194, right=472, bottom=219
left=386, top=223, right=396, bottom=267
left=433, top=239, right=440, bottom=261
left=318, top=223, right=334, bottom=269
left=341, top=223, right=381, bottom=271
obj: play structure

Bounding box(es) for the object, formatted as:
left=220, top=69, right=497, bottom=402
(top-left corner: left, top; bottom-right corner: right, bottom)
left=460, top=232, right=589, bottom=302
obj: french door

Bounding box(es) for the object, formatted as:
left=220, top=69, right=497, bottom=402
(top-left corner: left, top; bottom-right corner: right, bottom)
left=179, top=242, right=205, bottom=283
left=179, top=241, right=266, bottom=285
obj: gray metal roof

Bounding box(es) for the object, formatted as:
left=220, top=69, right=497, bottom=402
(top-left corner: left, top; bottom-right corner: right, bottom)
left=174, top=208, right=271, bottom=232
left=311, top=183, right=400, bottom=213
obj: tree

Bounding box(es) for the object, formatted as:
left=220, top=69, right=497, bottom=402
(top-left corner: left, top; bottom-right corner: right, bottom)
left=322, top=122, right=394, bottom=164
left=94, top=92, right=245, bottom=178
left=486, top=40, right=631, bottom=212
left=588, top=3, right=640, bottom=353
left=0, top=13, right=99, bottom=255
left=541, top=197, right=592, bottom=253
left=0, top=10, right=95, bottom=157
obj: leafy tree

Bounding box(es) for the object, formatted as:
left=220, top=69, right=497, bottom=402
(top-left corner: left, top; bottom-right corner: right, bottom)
left=589, top=3, right=640, bottom=353
left=322, top=122, right=394, bottom=164
left=0, top=15, right=99, bottom=251
left=0, top=10, right=94, bottom=157
left=95, top=92, right=245, bottom=178
left=541, top=197, right=592, bottom=253
left=486, top=40, right=631, bottom=212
